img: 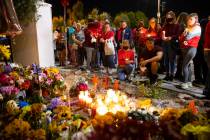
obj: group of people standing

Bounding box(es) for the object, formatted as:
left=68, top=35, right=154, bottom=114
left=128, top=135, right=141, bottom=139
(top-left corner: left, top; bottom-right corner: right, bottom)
left=54, top=11, right=210, bottom=98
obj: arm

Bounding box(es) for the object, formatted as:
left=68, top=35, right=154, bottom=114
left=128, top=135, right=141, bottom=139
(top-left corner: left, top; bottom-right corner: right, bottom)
left=72, top=34, right=82, bottom=45
left=140, top=51, right=163, bottom=66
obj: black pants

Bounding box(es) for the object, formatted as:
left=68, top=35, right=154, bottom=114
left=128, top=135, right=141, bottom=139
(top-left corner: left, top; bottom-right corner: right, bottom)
left=78, top=47, right=86, bottom=66
left=193, top=46, right=208, bottom=83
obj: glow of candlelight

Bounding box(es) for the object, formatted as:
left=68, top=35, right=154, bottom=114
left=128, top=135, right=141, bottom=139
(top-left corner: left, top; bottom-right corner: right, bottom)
left=97, top=105, right=108, bottom=116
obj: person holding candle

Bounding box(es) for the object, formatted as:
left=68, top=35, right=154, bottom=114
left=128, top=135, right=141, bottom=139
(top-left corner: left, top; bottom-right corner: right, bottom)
left=139, top=37, right=163, bottom=85
left=147, top=17, right=162, bottom=46
left=117, top=40, right=135, bottom=81
left=162, top=11, right=181, bottom=81
left=133, top=20, right=148, bottom=64
left=179, top=13, right=201, bottom=89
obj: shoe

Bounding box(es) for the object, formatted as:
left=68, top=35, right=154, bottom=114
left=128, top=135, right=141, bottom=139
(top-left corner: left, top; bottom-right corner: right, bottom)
left=187, top=82, right=193, bottom=88
left=163, top=75, right=170, bottom=81
left=192, top=80, right=205, bottom=88
left=180, top=83, right=189, bottom=89
left=168, top=75, right=174, bottom=81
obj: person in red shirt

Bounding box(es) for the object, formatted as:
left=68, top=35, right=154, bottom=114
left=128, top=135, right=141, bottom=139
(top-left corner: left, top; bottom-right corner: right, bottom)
left=203, top=19, right=210, bottom=98
left=139, top=38, right=163, bottom=84
left=117, top=40, right=135, bottom=81
left=100, top=23, right=116, bottom=75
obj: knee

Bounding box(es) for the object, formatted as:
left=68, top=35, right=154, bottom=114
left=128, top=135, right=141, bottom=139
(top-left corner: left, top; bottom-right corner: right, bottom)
left=118, top=71, right=126, bottom=81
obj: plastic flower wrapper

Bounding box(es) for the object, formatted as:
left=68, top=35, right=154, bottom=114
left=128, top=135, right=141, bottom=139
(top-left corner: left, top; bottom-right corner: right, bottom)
left=3, top=119, right=31, bottom=139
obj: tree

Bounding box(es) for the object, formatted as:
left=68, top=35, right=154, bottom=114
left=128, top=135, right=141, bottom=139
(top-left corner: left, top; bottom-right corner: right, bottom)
left=135, top=11, right=148, bottom=27
left=13, top=0, right=40, bottom=25
left=114, top=13, right=130, bottom=28
left=127, top=12, right=136, bottom=28
left=88, top=8, right=99, bottom=20
left=99, top=12, right=111, bottom=22
left=72, top=0, right=84, bottom=20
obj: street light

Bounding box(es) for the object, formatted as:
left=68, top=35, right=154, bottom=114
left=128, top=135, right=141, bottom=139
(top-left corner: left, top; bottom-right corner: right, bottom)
left=157, top=0, right=161, bottom=24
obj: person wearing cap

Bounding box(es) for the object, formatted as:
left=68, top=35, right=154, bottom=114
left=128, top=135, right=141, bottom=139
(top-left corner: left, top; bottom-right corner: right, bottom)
left=139, top=38, right=163, bottom=84
left=117, top=40, right=135, bottom=81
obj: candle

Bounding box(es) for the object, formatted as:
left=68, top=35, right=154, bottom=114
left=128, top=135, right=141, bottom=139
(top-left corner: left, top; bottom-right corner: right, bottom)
left=113, top=80, right=119, bottom=90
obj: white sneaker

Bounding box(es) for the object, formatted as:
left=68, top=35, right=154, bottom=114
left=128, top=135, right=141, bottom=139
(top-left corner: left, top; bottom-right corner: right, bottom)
left=187, top=82, right=193, bottom=88
left=181, top=83, right=189, bottom=89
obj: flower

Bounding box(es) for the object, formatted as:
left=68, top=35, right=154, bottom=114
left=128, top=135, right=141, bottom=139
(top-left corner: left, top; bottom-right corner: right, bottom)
left=53, top=106, right=71, bottom=121
left=0, top=45, right=11, bottom=60
left=49, top=97, right=66, bottom=109
left=9, top=71, right=20, bottom=80
left=46, top=78, right=53, bottom=86
left=29, top=129, right=46, bottom=140
left=4, top=119, right=31, bottom=139
left=0, top=74, right=14, bottom=85
left=0, top=86, right=19, bottom=96
left=6, top=100, right=19, bottom=113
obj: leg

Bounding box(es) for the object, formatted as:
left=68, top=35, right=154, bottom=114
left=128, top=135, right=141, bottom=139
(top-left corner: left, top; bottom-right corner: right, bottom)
left=168, top=46, right=177, bottom=77
left=203, top=51, right=210, bottom=97
left=85, top=47, right=93, bottom=70
left=118, top=68, right=126, bottom=81
left=182, top=48, right=197, bottom=83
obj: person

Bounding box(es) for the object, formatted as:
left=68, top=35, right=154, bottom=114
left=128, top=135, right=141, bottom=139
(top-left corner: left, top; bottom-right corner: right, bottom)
left=72, top=23, right=86, bottom=67
left=147, top=17, right=162, bottom=46
left=100, top=23, right=116, bottom=74
left=116, top=21, right=133, bottom=50
left=203, top=18, right=210, bottom=98
left=133, top=20, right=147, bottom=63
left=192, top=18, right=209, bottom=87
left=53, top=27, right=61, bottom=62
left=139, top=37, right=163, bottom=85
left=84, top=19, right=101, bottom=71
left=174, top=12, right=189, bottom=80
left=56, top=32, right=66, bottom=66
left=179, top=13, right=201, bottom=89
left=117, top=40, right=135, bottom=81
left=68, top=21, right=77, bottom=65
left=162, top=11, right=181, bottom=81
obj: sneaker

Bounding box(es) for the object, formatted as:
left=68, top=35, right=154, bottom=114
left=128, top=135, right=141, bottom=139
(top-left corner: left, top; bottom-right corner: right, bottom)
left=187, top=82, right=193, bottom=88
left=180, top=83, right=189, bottom=89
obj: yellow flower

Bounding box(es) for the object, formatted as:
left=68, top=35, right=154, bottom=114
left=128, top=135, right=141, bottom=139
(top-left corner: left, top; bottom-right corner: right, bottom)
left=30, top=129, right=46, bottom=140
left=4, top=119, right=31, bottom=139
left=46, top=67, right=60, bottom=75
left=0, top=45, right=11, bottom=60
left=53, top=106, right=71, bottom=121
left=9, top=71, right=19, bottom=80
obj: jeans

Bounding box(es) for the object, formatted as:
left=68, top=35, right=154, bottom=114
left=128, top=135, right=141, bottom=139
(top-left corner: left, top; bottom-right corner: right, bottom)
left=85, top=47, right=94, bottom=69
left=203, top=51, right=210, bottom=96
left=162, top=41, right=177, bottom=76
left=182, top=47, right=197, bottom=83
left=118, top=64, right=134, bottom=81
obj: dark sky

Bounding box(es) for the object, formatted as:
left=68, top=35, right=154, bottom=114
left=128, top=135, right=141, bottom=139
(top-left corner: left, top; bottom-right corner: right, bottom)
left=46, top=0, right=210, bottom=19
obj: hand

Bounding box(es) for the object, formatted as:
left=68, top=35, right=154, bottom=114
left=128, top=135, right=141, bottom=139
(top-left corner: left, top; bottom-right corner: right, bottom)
left=100, top=38, right=105, bottom=43
left=167, top=37, right=172, bottom=41
left=140, top=60, right=148, bottom=67
left=125, top=58, right=130, bottom=64
left=183, top=41, right=188, bottom=46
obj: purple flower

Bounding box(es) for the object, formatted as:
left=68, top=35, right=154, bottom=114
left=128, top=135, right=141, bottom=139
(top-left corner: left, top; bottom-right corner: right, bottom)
left=49, top=97, right=66, bottom=109
left=0, top=86, right=19, bottom=96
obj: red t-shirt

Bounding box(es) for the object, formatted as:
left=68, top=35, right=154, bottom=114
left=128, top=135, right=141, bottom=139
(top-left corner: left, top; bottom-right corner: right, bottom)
left=118, top=49, right=134, bottom=66
left=101, top=31, right=114, bottom=40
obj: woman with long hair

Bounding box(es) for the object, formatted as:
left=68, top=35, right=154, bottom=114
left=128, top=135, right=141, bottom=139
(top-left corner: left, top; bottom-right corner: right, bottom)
left=162, top=11, right=181, bottom=81
left=174, top=12, right=188, bottom=80
left=179, top=13, right=201, bottom=89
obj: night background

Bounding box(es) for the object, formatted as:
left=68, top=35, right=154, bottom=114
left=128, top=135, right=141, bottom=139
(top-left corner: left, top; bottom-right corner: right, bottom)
left=46, top=0, right=210, bottom=20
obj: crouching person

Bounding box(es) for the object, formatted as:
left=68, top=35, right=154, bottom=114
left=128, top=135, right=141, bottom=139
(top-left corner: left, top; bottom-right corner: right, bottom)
left=117, top=40, right=135, bottom=81
left=139, top=38, right=163, bottom=84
